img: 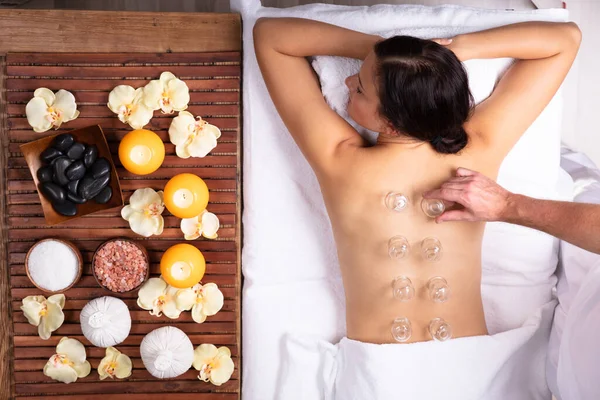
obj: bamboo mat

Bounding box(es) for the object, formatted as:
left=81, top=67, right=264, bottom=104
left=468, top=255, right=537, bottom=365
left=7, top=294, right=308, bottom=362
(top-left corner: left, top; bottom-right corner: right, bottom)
left=2, top=52, right=241, bottom=399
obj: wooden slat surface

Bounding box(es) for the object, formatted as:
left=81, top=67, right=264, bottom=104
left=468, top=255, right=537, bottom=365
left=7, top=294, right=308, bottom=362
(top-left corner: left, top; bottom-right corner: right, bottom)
left=0, top=10, right=241, bottom=53
left=1, top=50, right=241, bottom=399
left=0, top=54, right=15, bottom=400
left=18, top=395, right=237, bottom=400
left=6, top=78, right=241, bottom=91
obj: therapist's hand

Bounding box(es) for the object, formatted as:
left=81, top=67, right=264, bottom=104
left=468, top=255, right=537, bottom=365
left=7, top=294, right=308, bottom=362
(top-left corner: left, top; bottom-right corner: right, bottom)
left=423, top=168, right=512, bottom=223
left=425, top=168, right=600, bottom=255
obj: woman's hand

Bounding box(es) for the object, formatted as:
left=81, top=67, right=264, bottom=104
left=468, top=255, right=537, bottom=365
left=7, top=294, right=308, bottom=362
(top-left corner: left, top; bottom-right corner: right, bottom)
left=430, top=37, right=468, bottom=61
left=431, top=38, right=453, bottom=46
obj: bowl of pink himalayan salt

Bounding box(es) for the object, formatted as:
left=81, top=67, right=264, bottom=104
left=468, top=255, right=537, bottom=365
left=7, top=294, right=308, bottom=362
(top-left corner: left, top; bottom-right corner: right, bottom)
left=92, top=238, right=149, bottom=293
left=25, top=238, right=83, bottom=294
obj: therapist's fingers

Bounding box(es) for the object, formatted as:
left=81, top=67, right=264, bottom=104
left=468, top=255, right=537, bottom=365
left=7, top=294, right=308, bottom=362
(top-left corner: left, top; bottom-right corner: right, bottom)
left=424, top=167, right=512, bottom=222
left=456, top=167, right=477, bottom=177
left=453, top=173, right=511, bottom=221
left=440, top=179, right=472, bottom=191
left=435, top=209, right=474, bottom=223
left=442, top=176, right=472, bottom=185
left=423, top=188, right=466, bottom=205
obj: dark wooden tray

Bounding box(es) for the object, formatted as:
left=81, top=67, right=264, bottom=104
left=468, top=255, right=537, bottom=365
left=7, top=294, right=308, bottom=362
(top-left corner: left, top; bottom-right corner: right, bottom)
left=0, top=51, right=241, bottom=399
left=19, top=125, right=125, bottom=226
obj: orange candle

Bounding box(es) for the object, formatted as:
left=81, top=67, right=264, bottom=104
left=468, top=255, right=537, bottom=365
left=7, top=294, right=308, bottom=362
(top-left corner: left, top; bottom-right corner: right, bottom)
left=160, top=243, right=206, bottom=288
left=118, top=129, right=165, bottom=175
left=163, top=173, right=209, bottom=218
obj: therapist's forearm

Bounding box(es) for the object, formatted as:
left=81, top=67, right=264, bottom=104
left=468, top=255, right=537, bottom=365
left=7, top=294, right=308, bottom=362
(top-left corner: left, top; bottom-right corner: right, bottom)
left=253, top=17, right=382, bottom=60
left=502, top=194, right=600, bottom=254
left=452, top=21, right=581, bottom=61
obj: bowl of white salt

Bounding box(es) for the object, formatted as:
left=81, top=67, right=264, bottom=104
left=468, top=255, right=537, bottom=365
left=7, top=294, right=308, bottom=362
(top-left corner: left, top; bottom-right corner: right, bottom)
left=25, top=238, right=83, bottom=293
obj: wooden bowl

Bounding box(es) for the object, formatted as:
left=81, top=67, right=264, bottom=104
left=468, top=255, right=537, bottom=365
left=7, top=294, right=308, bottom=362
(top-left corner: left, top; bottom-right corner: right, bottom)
left=25, top=238, right=83, bottom=294
left=19, top=125, right=124, bottom=226
left=92, top=238, right=150, bottom=293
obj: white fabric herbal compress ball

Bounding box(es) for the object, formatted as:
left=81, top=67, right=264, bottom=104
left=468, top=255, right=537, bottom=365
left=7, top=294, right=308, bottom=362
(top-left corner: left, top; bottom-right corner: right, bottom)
left=80, top=296, right=131, bottom=348
left=140, top=326, right=194, bottom=379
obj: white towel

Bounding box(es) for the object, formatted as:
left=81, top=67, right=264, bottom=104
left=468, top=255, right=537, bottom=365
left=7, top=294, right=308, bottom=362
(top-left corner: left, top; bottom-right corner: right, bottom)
left=279, top=301, right=557, bottom=400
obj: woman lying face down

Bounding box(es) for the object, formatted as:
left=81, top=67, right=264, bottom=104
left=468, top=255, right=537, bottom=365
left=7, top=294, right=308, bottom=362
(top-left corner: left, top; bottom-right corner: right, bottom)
left=254, top=17, right=580, bottom=344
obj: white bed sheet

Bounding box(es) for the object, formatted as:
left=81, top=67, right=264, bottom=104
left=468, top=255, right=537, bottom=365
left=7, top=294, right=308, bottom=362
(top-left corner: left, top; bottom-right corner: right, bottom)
left=547, top=148, right=600, bottom=400
left=232, top=1, right=572, bottom=399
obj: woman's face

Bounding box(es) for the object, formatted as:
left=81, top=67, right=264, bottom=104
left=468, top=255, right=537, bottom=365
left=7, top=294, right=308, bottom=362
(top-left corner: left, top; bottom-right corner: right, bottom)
left=345, top=51, right=389, bottom=134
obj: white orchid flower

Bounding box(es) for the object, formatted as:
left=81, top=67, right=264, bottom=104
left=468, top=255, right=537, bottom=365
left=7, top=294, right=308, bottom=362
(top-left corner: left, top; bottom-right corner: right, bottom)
left=26, top=88, right=79, bottom=133
left=143, top=71, right=190, bottom=114
left=20, top=294, right=65, bottom=340
left=98, top=347, right=132, bottom=380
left=107, top=85, right=154, bottom=130
left=43, top=337, right=91, bottom=384
left=137, top=277, right=182, bottom=319
left=168, top=111, right=221, bottom=159
left=193, top=344, right=234, bottom=386
left=121, top=188, right=165, bottom=237
left=180, top=210, right=220, bottom=240
left=176, top=282, right=224, bottom=324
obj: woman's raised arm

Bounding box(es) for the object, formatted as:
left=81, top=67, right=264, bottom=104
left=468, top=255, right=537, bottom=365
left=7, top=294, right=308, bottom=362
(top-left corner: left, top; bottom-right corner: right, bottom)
left=448, top=21, right=581, bottom=62
left=253, top=18, right=371, bottom=175
left=254, top=17, right=381, bottom=60
left=453, top=22, right=581, bottom=161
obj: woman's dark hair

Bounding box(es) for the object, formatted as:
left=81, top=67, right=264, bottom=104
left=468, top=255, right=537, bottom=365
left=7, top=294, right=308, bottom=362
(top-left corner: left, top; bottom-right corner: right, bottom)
left=373, top=35, right=474, bottom=154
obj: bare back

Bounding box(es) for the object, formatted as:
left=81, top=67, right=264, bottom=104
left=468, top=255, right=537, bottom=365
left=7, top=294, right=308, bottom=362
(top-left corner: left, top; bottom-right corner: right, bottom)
left=321, top=136, right=495, bottom=343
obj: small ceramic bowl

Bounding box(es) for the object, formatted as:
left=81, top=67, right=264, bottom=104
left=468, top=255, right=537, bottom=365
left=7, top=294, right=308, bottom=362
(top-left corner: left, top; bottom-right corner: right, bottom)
left=25, top=238, right=83, bottom=294
left=92, top=238, right=150, bottom=293
left=19, top=125, right=124, bottom=226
